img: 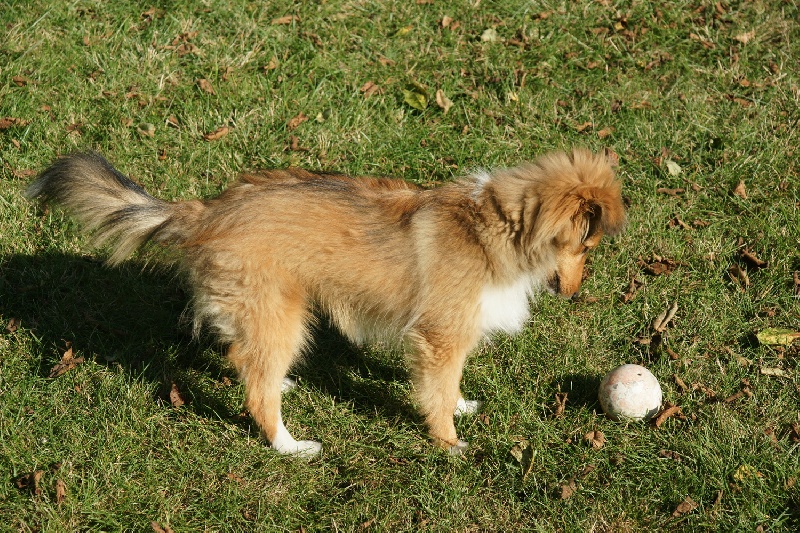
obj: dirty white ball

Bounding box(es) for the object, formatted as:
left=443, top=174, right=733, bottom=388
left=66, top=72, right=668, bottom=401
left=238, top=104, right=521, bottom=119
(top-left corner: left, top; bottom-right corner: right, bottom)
left=598, top=364, right=662, bottom=421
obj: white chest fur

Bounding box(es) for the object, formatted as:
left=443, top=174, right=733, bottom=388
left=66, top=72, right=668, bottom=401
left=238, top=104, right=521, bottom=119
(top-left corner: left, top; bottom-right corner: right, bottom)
left=479, top=276, right=534, bottom=335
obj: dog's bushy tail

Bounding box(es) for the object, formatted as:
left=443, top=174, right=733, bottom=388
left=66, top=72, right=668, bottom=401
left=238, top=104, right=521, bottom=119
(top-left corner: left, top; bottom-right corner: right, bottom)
left=26, top=152, right=203, bottom=265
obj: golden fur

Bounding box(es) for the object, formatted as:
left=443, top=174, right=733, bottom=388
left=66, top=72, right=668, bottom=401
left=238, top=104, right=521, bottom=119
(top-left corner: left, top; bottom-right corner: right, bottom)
left=27, top=149, right=625, bottom=456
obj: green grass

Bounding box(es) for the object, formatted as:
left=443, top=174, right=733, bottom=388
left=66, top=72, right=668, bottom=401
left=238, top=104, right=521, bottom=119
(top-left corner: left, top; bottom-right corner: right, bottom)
left=2, top=0, right=799, bottom=530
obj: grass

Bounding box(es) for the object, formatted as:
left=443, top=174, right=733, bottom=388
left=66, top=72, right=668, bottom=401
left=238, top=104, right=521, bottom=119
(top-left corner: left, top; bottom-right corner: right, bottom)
left=1, top=0, right=799, bottom=530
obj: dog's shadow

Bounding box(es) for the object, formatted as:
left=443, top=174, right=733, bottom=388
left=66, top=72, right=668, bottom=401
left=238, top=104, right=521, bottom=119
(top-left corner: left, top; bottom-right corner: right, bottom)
left=549, top=373, right=602, bottom=412
left=0, top=252, right=417, bottom=429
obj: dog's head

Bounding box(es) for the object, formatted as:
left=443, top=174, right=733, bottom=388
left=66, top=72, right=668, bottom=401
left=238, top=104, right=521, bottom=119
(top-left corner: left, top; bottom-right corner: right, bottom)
left=476, top=149, right=626, bottom=297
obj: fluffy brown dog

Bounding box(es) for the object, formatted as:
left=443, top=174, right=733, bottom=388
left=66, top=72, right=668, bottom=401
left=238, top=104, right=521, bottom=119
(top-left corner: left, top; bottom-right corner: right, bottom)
left=27, top=149, right=625, bottom=457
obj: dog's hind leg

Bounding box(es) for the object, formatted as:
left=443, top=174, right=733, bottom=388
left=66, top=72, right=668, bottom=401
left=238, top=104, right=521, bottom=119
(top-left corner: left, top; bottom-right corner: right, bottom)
left=226, top=282, right=321, bottom=458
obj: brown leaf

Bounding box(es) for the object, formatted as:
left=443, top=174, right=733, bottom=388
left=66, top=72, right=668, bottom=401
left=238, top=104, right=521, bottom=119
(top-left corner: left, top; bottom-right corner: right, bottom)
left=288, top=135, right=308, bottom=152
left=733, top=180, right=747, bottom=199
left=652, top=302, right=678, bottom=332
left=435, top=89, right=453, bottom=114
left=659, top=449, right=682, bottom=462
left=790, top=423, right=800, bottom=443
left=359, top=81, right=381, bottom=98
left=197, top=78, right=215, bottom=95
left=597, top=127, right=614, bottom=139
left=169, top=382, right=187, bottom=407
left=203, top=126, right=229, bottom=141
left=263, top=56, right=279, bottom=71
left=728, top=264, right=750, bottom=288
left=554, top=392, right=567, bottom=418
left=66, top=122, right=83, bottom=135
left=733, top=30, right=755, bottom=44
left=272, top=15, right=300, bottom=25
left=441, top=15, right=453, bottom=28
left=739, top=249, right=767, bottom=269
left=55, top=479, right=67, bottom=504
left=377, top=56, right=395, bottom=67
left=793, top=271, right=800, bottom=297
left=0, top=117, right=30, bottom=129
left=287, top=112, right=309, bottom=130
left=14, top=470, right=44, bottom=495
left=6, top=317, right=21, bottom=333
left=150, top=522, right=174, bottom=533
left=673, top=374, right=689, bottom=393
left=49, top=343, right=84, bottom=378
left=560, top=479, right=577, bottom=499
left=654, top=403, right=683, bottom=428
left=604, top=147, right=619, bottom=167
left=673, top=496, right=698, bottom=517
left=638, top=256, right=682, bottom=276
left=657, top=187, right=684, bottom=197
left=12, top=75, right=31, bottom=87
left=584, top=430, right=606, bottom=449
left=668, top=216, right=692, bottom=230
left=621, top=277, right=641, bottom=303
left=575, top=121, right=593, bottom=132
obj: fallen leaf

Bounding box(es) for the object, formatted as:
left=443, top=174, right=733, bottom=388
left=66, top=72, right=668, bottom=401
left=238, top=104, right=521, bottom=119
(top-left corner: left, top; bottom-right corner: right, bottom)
left=377, top=56, right=395, bottom=67
left=652, top=302, right=678, bottom=332
left=359, top=81, right=381, bottom=98
left=481, top=28, right=500, bottom=42
left=509, top=439, right=535, bottom=478
left=604, top=147, right=619, bottom=167
left=793, top=271, right=800, bottom=297
left=12, top=75, right=31, bottom=86
left=668, top=216, right=692, bottom=230
left=360, top=517, right=377, bottom=529
left=287, top=112, right=309, bottom=130
left=441, top=15, right=453, bottom=28
left=0, top=117, right=30, bottom=129
left=657, top=187, right=684, bottom=197
left=49, top=344, right=84, bottom=378
left=584, top=430, right=605, bottom=449
left=203, top=126, right=229, bottom=141
left=733, top=464, right=762, bottom=481
left=6, top=317, right=21, bottom=333
left=739, top=249, right=767, bottom=269
left=263, top=57, right=279, bottom=71
left=197, top=79, right=215, bottom=94
left=394, top=25, right=413, bottom=37
left=757, top=328, right=800, bottom=346
left=665, top=159, right=682, bottom=176
left=733, top=30, right=755, bottom=44
left=654, top=403, right=683, bottom=428
left=575, top=121, right=593, bottom=132
left=226, top=472, right=245, bottom=484
left=403, top=82, right=428, bottom=111
left=560, top=479, right=577, bottom=499
left=760, top=367, right=789, bottom=378
left=728, top=264, right=750, bottom=288
left=272, top=15, right=300, bottom=25
left=435, top=89, right=453, bottom=114
left=597, top=127, right=614, bottom=139
left=288, top=135, right=308, bottom=152
left=733, top=180, right=747, bottom=199
left=55, top=479, right=67, bottom=503
left=638, top=256, right=682, bottom=276
left=554, top=392, right=567, bottom=418
left=724, top=380, right=753, bottom=403
left=621, top=278, right=641, bottom=303
left=672, top=496, right=698, bottom=517
left=791, top=423, right=800, bottom=443
left=169, top=382, right=187, bottom=407
left=659, top=449, right=682, bottom=462
left=137, top=123, right=155, bottom=137
left=673, top=374, right=689, bottom=393
left=14, top=470, right=44, bottom=495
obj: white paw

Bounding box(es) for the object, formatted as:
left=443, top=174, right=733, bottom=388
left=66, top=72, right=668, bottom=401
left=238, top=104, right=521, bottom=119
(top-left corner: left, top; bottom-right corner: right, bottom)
left=454, top=397, right=482, bottom=417
left=448, top=440, right=469, bottom=455
left=281, top=377, right=298, bottom=393
left=272, top=439, right=323, bottom=459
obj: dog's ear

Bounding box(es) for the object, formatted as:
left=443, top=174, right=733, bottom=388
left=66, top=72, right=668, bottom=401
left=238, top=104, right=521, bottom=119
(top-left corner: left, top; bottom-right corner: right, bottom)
left=574, top=185, right=627, bottom=239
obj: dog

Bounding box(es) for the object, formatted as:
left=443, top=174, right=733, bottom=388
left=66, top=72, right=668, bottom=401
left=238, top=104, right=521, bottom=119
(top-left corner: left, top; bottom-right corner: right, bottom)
left=26, top=148, right=625, bottom=457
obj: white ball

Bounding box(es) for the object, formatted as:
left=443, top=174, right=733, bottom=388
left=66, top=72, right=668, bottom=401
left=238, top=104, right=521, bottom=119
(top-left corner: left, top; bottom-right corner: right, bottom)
left=598, top=364, right=662, bottom=421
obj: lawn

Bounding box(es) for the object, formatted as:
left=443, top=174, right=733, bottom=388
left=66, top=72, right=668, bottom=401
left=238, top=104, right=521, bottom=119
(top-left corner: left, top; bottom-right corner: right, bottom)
left=1, top=0, right=798, bottom=530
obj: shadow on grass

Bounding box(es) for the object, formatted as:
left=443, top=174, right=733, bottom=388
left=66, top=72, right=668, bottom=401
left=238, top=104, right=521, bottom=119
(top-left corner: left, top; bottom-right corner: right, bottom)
left=549, top=373, right=602, bottom=411
left=0, top=252, right=416, bottom=429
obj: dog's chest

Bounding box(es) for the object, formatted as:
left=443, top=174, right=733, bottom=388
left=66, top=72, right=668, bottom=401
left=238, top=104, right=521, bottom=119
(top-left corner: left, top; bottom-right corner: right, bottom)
left=479, top=277, right=533, bottom=335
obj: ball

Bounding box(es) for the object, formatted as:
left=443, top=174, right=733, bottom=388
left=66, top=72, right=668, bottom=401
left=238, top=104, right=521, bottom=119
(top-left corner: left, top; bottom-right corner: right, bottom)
left=598, top=364, right=662, bottom=421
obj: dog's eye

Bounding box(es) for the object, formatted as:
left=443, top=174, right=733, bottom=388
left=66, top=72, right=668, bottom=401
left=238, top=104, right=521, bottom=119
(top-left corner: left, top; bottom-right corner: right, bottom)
left=581, top=245, right=590, bottom=255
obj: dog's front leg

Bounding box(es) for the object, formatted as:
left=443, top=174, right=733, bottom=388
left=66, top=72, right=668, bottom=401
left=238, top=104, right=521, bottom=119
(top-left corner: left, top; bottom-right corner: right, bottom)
left=410, top=332, right=477, bottom=455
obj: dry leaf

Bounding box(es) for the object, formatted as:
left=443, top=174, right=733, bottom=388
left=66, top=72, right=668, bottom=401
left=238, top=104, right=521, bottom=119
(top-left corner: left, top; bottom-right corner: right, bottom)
left=584, top=430, right=605, bottom=449
left=733, top=30, right=755, bottom=44
left=793, top=271, right=800, bottom=297
left=288, top=135, right=308, bottom=152
left=657, top=187, right=684, bottom=197
left=638, top=256, right=682, bottom=276
left=560, top=479, right=577, bottom=499
left=757, top=328, right=800, bottom=346
left=359, top=81, right=381, bottom=98
left=203, top=126, right=229, bottom=141
left=14, top=470, right=44, bottom=495
left=652, top=302, right=678, bottom=332
left=621, top=278, right=641, bottom=303
left=575, top=121, right=593, bottom=132
left=665, top=159, right=682, bottom=176
left=554, top=392, right=567, bottom=418
left=597, top=127, right=614, bottom=139
left=509, top=439, right=535, bottom=478
left=49, top=344, right=84, bottom=378
left=435, top=89, right=453, bottom=114
left=739, top=249, right=767, bottom=269
left=673, top=374, right=689, bottom=393
left=481, top=28, right=500, bottom=42
left=654, top=403, right=683, bottom=428
left=287, top=112, right=309, bottom=130
left=604, top=147, right=619, bottom=167
left=760, top=367, right=789, bottom=378
left=272, top=15, right=300, bottom=25
left=441, top=15, right=453, bottom=28
left=6, top=317, right=21, bottom=333
left=55, top=479, right=67, bottom=503
left=0, top=117, right=30, bottom=129
left=12, top=75, right=31, bottom=86
left=733, top=180, right=747, bottom=199
left=137, top=123, right=155, bottom=137
left=197, top=79, right=215, bottom=94
left=169, top=382, right=186, bottom=407
left=659, top=449, right=682, bottom=462
left=728, top=264, right=750, bottom=288
left=672, top=496, right=698, bottom=517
